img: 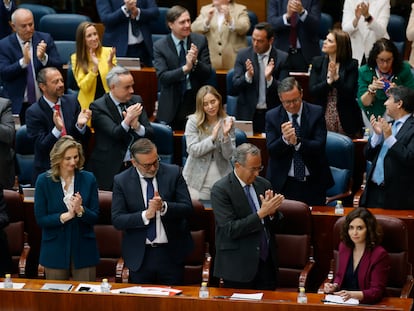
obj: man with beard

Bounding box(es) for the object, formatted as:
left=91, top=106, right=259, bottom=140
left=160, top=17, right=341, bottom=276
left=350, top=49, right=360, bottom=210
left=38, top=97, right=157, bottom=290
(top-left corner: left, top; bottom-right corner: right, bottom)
left=111, top=138, right=193, bottom=285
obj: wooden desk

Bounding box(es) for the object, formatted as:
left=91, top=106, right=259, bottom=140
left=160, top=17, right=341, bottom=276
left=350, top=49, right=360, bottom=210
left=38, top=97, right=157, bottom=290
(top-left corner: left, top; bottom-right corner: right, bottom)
left=1, top=279, right=411, bottom=311
left=129, top=68, right=157, bottom=118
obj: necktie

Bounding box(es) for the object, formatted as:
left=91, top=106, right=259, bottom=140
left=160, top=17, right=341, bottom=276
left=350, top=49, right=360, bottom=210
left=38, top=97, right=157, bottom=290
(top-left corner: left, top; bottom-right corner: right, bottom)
left=131, top=18, right=141, bottom=37
left=25, top=42, right=36, bottom=104
left=244, top=185, right=268, bottom=261
left=292, top=114, right=305, bottom=181
left=372, top=121, right=400, bottom=185
left=145, top=177, right=156, bottom=241
left=257, top=54, right=266, bottom=107
left=289, top=13, right=298, bottom=49
left=54, top=104, right=67, bottom=136
left=119, top=103, right=127, bottom=118
left=179, top=40, right=187, bottom=94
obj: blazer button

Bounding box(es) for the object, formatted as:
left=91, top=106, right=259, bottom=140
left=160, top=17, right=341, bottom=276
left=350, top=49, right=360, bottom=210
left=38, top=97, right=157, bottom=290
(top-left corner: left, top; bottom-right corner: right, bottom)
left=218, top=42, right=222, bottom=46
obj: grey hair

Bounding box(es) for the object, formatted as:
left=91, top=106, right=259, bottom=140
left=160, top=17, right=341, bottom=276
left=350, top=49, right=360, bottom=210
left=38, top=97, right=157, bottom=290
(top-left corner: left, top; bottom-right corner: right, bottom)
left=233, top=143, right=260, bottom=166
left=11, top=8, right=32, bottom=24
left=277, top=77, right=303, bottom=96
left=130, top=138, right=157, bottom=157
left=106, top=66, right=131, bottom=87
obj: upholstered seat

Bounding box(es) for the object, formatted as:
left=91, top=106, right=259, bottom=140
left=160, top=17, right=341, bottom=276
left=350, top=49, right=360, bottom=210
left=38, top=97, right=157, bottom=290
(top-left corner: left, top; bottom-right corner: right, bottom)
left=15, top=125, right=35, bottom=187
left=319, top=215, right=414, bottom=298
left=151, top=122, right=174, bottom=164
left=149, top=7, right=169, bottom=43
left=18, top=4, right=56, bottom=29
left=39, top=14, right=91, bottom=41
left=387, top=14, right=406, bottom=56
left=225, top=68, right=237, bottom=116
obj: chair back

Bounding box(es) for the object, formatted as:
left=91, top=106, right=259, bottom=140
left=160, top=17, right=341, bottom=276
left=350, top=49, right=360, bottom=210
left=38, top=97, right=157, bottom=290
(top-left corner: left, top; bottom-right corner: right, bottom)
left=325, top=131, right=354, bottom=205
left=275, top=199, right=314, bottom=290
left=151, top=122, right=174, bottom=164
left=39, top=14, right=91, bottom=41
left=333, top=215, right=414, bottom=298
left=235, top=128, right=247, bottom=146
left=54, top=41, right=76, bottom=65
left=247, top=10, right=257, bottom=36
left=4, top=221, right=29, bottom=278
left=98, top=190, right=112, bottom=225
left=15, top=125, right=35, bottom=187
left=66, top=62, right=79, bottom=95
left=149, top=7, right=169, bottom=35
left=387, top=14, right=406, bottom=56
left=319, top=13, right=333, bottom=49
left=18, top=4, right=56, bottom=29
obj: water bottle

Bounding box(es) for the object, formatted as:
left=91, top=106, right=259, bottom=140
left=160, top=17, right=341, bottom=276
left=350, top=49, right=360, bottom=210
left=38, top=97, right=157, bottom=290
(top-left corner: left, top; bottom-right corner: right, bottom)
left=4, top=274, right=12, bottom=288
left=297, top=287, right=307, bottom=303
left=335, top=200, right=344, bottom=215
left=198, top=281, right=209, bottom=298
left=100, top=278, right=111, bottom=293
left=363, top=128, right=370, bottom=140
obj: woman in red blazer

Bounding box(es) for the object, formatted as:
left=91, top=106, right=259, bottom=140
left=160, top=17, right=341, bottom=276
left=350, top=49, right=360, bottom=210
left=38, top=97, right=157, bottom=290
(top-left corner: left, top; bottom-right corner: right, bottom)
left=324, top=208, right=390, bottom=304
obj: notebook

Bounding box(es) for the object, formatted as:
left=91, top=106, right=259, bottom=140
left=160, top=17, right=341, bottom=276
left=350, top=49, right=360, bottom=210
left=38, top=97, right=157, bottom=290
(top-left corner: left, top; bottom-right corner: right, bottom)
left=117, top=57, right=141, bottom=70
left=234, top=120, right=253, bottom=136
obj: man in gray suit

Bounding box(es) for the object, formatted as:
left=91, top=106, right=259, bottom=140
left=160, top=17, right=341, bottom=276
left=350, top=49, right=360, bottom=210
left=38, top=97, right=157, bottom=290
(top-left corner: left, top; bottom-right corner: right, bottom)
left=211, top=143, right=284, bottom=290
left=153, top=5, right=212, bottom=130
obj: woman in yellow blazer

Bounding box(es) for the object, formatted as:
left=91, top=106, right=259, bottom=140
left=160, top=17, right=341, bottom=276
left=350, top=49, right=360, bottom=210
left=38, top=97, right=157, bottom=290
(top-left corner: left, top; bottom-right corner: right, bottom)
left=191, top=0, right=250, bottom=70
left=71, top=22, right=116, bottom=110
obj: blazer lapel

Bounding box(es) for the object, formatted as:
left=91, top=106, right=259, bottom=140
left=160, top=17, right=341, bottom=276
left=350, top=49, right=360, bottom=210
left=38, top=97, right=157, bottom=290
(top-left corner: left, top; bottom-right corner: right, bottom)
left=229, top=172, right=253, bottom=216
left=104, top=93, right=123, bottom=123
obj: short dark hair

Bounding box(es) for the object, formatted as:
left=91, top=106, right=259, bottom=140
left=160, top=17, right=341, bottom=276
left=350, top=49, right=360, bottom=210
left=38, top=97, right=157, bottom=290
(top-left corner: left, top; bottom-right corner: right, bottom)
left=254, top=22, right=274, bottom=40
left=387, top=86, right=414, bottom=113
left=234, top=143, right=260, bottom=166
left=367, top=38, right=403, bottom=74
left=130, top=138, right=157, bottom=158
left=166, top=5, right=188, bottom=24
left=37, top=67, right=59, bottom=85
left=340, top=208, right=382, bottom=250
left=277, top=77, right=303, bottom=96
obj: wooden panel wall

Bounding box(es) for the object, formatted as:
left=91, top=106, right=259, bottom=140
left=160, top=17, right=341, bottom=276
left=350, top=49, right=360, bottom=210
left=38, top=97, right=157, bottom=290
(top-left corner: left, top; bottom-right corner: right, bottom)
left=197, top=0, right=267, bottom=23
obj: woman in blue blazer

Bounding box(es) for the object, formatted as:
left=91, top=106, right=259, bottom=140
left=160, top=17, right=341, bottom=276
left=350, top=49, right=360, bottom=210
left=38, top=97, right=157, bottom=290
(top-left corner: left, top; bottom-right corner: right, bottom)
left=34, top=136, right=99, bottom=281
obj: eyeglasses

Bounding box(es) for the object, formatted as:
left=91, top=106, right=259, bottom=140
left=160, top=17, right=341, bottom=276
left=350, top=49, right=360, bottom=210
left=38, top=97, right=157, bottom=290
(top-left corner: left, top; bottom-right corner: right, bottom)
left=135, top=157, right=160, bottom=169
left=242, top=165, right=264, bottom=173
left=281, top=97, right=302, bottom=105
left=376, top=57, right=393, bottom=64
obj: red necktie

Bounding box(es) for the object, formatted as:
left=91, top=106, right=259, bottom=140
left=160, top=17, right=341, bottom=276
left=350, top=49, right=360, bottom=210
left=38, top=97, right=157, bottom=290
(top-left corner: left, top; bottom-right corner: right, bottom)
left=54, top=104, right=67, bottom=136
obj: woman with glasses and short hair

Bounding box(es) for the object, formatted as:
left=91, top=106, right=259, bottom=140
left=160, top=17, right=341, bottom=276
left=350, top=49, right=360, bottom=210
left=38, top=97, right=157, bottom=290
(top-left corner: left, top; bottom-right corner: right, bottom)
left=183, top=85, right=236, bottom=201
left=358, top=38, right=414, bottom=130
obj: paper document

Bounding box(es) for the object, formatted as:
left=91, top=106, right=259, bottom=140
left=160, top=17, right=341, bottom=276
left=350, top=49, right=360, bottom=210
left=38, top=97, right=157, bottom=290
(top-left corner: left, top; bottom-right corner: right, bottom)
left=230, top=292, right=263, bottom=300
left=0, top=282, right=25, bottom=289
left=112, top=286, right=182, bottom=296
left=74, top=283, right=102, bottom=292
left=41, top=283, right=73, bottom=291
left=324, top=294, right=359, bottom=305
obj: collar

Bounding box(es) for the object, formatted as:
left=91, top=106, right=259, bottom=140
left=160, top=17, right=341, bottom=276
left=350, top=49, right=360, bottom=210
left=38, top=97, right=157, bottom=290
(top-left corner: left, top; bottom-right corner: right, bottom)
left=44, top=96, right=60, bottom=109
left=109, top=92, right=123, bottom=108
left=257, top=46, right=272, bottom=59
left=16, top=33, right=31, bottom=46
left=233, top=169, right=248, bottom=188
left=171, top=33, right=188, bottom=48
left=286, top=103, right=304, bottom=120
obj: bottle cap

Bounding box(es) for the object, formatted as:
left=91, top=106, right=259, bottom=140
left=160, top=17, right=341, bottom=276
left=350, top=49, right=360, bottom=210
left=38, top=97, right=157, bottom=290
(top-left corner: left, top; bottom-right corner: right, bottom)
left=299, top=287, right=305, bottom=292
left=337, top=200, right=342, bottom=204
left=201, top=282, right=207, bottom=287
left=102, top=278, right=108, bottom=282
left=5, top=274, right=11, bottom=278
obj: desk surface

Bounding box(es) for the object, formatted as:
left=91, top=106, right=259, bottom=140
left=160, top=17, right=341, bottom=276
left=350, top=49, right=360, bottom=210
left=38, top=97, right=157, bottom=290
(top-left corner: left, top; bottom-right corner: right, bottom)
left=1, top=279, right=411, bottom=311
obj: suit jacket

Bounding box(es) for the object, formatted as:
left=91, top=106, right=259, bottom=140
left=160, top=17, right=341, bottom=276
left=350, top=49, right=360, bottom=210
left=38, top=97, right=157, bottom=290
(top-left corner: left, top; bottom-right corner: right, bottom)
left=191, top=3, right=250, bottom=70
left=88, top=93, right=154, bottom=190
left=232, top=46, right=288, bottom=121
left=111, top=163, right=193, bottom=272
left=26, top=94, right=90, bottom=184
left=153, top=33, right=212, bottom=124
left=0, top=98, right=15, bottom=189
left=34, top=170, right=100, bottom=269
left=309, top=56, right=363, bottom=137
left=97, top=0, right=159, bottom=58
left=0, top=31, right=63, bottom=113
left=342, top=0, right=390, bottom=65
left=71, top=47, right=117, bottom=110
left=267, top=0, right=321, bottom=64
left=334, top=242, right=390, bottom=304
left=361, top=116, right=414, bottom=210
left=211, top=172, right=281, bottom=282
left=0, top=1, right=15, bottom=39
left=265, top=101, right=333, bottom=203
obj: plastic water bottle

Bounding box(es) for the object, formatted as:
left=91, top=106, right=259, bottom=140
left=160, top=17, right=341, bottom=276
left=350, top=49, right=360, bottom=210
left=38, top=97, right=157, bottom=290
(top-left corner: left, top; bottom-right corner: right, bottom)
left=4, top=274, right=12, bottom=288
left=297, top=287, right=307, bottom=303
left=100, top=278, right=111, bottom=293
left=335, top=200, right=344, bottom=215
left=198, top=281, right=209, bottom=298
left=363, top=128, right=370, bottom=140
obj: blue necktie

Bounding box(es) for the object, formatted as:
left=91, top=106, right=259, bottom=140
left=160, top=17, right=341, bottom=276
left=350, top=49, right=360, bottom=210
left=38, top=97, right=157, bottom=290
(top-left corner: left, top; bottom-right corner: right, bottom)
left=372, top=121, right=400, bottom=185
left=244, top=185, right=268, bottom=261
left=131, top=19, right=141, bottom=37
left=179, top=40, right=187, bottom=94
left=145, top=177, right=156, bottom=241
left=292, top=114, right=306, bottom=181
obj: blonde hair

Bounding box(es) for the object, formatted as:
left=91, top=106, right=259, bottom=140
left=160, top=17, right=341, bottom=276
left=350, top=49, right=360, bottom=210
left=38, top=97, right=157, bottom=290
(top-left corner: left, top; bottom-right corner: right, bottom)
left=194, top=85, right=227, bottom=134
left=48, top=136, right=85, bottom=182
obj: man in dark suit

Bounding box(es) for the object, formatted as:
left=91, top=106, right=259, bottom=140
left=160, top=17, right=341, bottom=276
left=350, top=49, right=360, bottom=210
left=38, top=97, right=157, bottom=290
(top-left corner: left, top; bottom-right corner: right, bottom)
left=232, top=22, right=288, bottom=133
left=361, top=86, right=414, bottom=210
left=97, top=0, right=159, bottom=66
left=0, top=97, right=15, bottom=189
left=266, top=77, right=333, bottom=206
left=268, top=0, right=321, bottom=72
left=88, top=66, right=154, bottom=191
left=153, top=5, right=212, bottom=130
left=112, top=138, right=193, bottom=285
left=26, top=67, right=91, bottom=185
left=0, top=8, right=63, bottom=123
left=211, top=143, right=284, bottom=290
left=0, top=0, right=16, bottom=39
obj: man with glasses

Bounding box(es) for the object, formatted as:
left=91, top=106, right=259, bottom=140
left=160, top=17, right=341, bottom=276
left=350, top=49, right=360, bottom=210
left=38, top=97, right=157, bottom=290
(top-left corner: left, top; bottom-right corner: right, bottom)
left=112, top=138, right=193, bottom=285
left=211, top=143, right=284, bottom=290
left=266, top=77, right=333, bottom=206
left=88, top=66, right=154, bottom=190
